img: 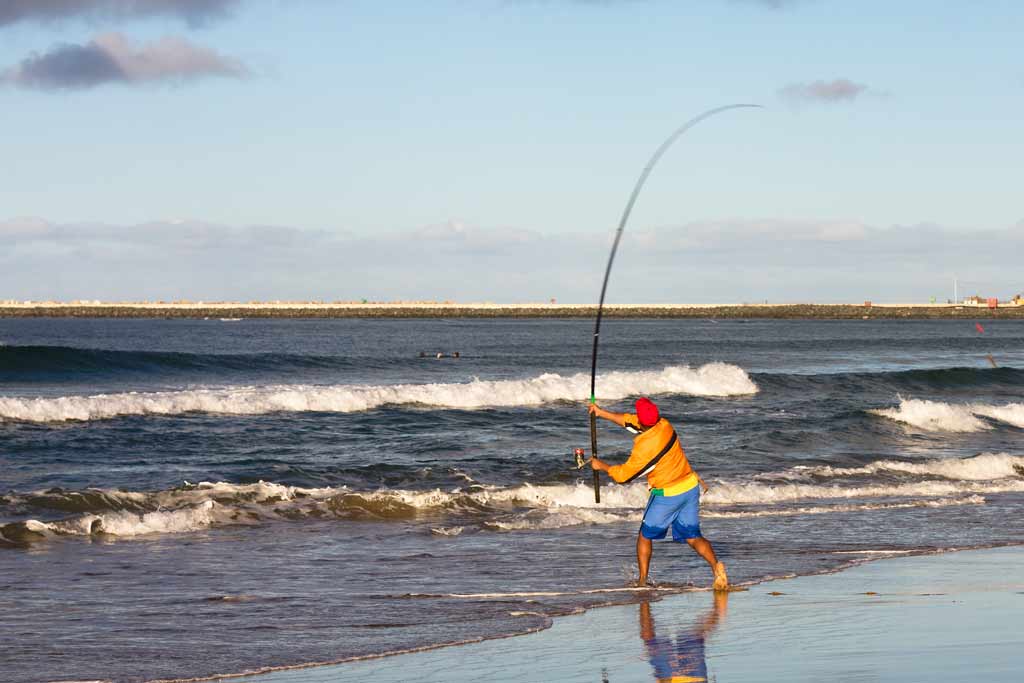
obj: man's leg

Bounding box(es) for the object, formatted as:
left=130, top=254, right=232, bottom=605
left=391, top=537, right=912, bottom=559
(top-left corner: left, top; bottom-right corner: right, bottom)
left=686, top=536, right=729, bottom=590
left=685, top=536, right=718, bottom=567
left=638, top=494, right=671, bottom=586
left=674, top=487, right=729, bottom=589
left=637, top=532, right=653, bottom=585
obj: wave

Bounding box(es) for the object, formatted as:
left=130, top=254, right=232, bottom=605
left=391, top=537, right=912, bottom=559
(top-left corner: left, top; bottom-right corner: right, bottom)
left=974, top=403, right=1024, bottom=429
left=707, top=478, right=1024, bottom=505
left=0, top=482, right=326, bottom=543
left=0, top=363, right=758, bottom=423
left=485, top=507, right=635, bottom=531
left=482, top=495, right=987, bottom=531
left=5, top=448, right=1023, bottom=543
left=756, top=365, right=1022, bottom=388
left=17, top=473, right=1005, bottom=543
left=0, top=501, right=225, bottom=543
left=858, top=365, right=1024, bottom=389
left=870, top=398, right=1024, bottom=432
left=0, top=344, right=355, bottom=380
left=767, top=452, right=1024, bottom=482
left=883, top=365, right=1023, bottom=387
left=703, top=495, right=986, bottom=518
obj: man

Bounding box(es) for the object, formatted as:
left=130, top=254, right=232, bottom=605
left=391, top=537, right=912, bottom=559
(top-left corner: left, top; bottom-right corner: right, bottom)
left=588, top=397, right=728, bottom=590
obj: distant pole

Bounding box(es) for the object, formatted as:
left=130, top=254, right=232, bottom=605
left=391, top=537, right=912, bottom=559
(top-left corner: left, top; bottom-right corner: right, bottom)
left=953, top=277, right=958, bottom=304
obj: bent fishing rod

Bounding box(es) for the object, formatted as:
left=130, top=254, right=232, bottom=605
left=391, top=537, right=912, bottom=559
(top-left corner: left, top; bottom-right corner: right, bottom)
left=588, top=104, right=762, bottom=503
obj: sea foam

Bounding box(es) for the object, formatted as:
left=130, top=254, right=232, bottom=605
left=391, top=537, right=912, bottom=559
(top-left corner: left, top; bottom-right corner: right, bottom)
left=0, top=363, right=757, bottom=423
left=778, top=453, right=1024, bottom=482
left=8, top=452, right=1023, bottom=542
left=2, top=501, right=227, bottom=541
left=870, top=398, right=1024, bottom=432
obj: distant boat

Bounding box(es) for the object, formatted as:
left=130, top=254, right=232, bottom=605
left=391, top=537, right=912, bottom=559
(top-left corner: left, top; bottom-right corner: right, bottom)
left=219, top=318, right=243, bottom=322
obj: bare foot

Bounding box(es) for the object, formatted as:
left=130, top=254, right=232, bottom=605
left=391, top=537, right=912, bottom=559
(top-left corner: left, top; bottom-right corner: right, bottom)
left=713, top=562, right=729, bottom=591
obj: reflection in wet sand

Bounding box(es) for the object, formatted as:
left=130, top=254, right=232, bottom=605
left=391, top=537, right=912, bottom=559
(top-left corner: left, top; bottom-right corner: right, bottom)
left=639, top=591, right=728, bottom=683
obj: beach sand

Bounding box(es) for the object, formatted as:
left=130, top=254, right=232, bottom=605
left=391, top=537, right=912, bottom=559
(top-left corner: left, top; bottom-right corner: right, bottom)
left=237, top=546, right=1023, bottom=682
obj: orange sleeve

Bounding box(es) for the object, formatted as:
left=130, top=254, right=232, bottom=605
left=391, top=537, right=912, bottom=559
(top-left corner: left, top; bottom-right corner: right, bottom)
left=604, top=414, right=652, bottom=483
left=606, top=445, right=652, bottom=484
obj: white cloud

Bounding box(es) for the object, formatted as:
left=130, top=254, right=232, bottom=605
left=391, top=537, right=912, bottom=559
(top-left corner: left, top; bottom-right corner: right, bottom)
left=1, top=217, right=1021, bottom=303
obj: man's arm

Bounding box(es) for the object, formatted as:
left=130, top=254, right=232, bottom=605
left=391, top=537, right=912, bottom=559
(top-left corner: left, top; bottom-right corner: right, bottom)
left=590, top=455, right=636, bottom=483
left=589, top=455, right=616, bottom=478
left=587, top=402, right=638, bottom=483
left=588, top=402, right=628, bottom=428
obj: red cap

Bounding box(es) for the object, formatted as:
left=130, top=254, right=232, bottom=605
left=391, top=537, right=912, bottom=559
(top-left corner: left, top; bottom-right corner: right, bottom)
left=635, top=397, right=660, bottom=427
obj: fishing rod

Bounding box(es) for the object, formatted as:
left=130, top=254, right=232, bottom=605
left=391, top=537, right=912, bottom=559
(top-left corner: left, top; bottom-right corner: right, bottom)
left=587, top=104, right=762, bottom=503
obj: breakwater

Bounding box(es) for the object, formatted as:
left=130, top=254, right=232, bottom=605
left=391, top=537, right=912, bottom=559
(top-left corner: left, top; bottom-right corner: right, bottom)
left=2, top=303, right=1024, bottom=319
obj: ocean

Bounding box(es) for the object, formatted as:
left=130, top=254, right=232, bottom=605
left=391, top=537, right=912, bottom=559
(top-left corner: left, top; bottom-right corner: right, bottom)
left=1, top=317, right=1022, bottom=683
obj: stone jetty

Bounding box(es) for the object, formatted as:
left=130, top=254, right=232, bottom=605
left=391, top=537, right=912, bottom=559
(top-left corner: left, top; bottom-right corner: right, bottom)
left=2, top=302, right=1023, bottom=319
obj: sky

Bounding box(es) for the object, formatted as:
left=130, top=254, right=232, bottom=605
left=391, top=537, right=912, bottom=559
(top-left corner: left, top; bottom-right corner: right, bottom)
left=1, top=0, right=1021, bottom=303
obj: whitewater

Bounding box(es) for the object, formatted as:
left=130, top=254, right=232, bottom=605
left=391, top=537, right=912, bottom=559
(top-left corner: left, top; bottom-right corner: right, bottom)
left=871, top=397, right=1024, bottom=432
left=7, top=452, right=1022, bottom=542
left=0, top=362, right=757, bottom=422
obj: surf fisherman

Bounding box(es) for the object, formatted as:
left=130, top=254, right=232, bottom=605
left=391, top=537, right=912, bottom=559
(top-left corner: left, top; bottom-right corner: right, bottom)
left=588, top=397, right=729, bottom=590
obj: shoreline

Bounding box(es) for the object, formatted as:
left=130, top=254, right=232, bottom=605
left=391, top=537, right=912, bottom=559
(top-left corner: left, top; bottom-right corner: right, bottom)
left=3, top=302, right=1024, bottom=319
left=142, top=543, right=1023, bottom=683
left=226, top=544, right=1024, bottom=683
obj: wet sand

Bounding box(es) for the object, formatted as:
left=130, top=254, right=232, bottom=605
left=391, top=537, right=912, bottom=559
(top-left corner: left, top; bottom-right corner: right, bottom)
left=235, top=546, right=1024, bottom=682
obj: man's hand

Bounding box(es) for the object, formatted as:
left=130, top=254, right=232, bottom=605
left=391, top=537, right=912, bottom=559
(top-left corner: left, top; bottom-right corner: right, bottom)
left=589, top=457, right=609, bottom=473
left=588, top=402, right=601, bottom=417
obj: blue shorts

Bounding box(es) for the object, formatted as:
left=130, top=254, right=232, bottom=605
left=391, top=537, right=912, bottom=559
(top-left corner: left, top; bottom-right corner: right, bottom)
left=640, top=486, right=701, bottom=541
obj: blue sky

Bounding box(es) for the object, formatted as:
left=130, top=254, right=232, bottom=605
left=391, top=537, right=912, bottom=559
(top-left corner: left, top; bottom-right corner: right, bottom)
left=1, top=0, right=1021, bottom=303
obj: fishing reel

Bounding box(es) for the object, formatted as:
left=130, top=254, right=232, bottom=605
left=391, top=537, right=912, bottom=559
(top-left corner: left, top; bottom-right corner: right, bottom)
left=573, top=447, right=587, bottom=470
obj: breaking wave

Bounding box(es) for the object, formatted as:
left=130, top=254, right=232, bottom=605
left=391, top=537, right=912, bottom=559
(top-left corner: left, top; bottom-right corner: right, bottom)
left=5, top=451, right=1022, bottom=543
left=0, top=501, right=226, bottom=543
left=774, top=452, right=1024, bottom=482
left=0, top=363, right=758, bottom=423
left=870, top=398, right=1024, bottom=432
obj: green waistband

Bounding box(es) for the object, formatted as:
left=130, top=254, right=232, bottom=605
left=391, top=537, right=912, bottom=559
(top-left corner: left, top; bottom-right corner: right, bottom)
left=650, top=488, right=665, bottom=497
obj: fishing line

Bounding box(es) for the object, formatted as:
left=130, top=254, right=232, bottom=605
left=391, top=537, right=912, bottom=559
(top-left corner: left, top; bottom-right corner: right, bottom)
left=587, top=104, right=762, bottom=503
